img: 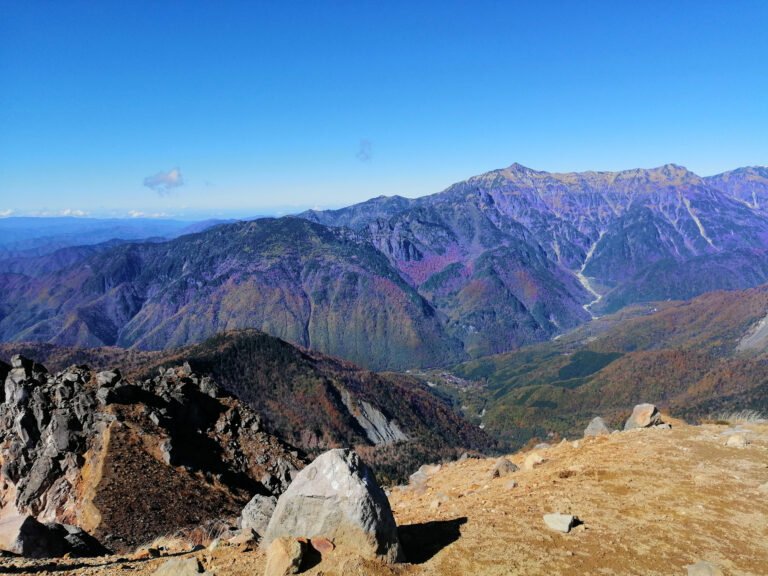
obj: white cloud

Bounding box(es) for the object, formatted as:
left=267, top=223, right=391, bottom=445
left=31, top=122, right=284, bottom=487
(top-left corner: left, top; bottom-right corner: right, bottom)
left=143, top=167, right=185, bottom=195
left=128, top=210, right=170, bottom=219
left=0, top=209, right=14, bottom=217
left=60, top=208, right=89, bottom=217
left=21, top=209, right=90, bottom=217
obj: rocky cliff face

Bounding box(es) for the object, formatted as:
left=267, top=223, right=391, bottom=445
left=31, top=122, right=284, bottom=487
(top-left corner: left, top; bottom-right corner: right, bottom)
left=0, top=354, right=302, bottom=552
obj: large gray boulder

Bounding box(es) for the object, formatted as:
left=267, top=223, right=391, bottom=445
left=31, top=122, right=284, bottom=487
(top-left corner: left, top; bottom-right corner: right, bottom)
left=624, top=403, right=663, bottom=430
left=263, top=449, right=403, bottom=563
left=0, top=514, right=65, bottom=558
left=0, top=514, right=109, bottom=558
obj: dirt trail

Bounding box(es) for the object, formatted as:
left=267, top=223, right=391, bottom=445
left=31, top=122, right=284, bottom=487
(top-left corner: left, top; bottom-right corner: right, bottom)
left=3, top=422, right=767, bottom=575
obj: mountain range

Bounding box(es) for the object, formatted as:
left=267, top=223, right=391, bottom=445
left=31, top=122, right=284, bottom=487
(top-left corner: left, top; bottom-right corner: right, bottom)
left=2, top=164, right=768, bottom=370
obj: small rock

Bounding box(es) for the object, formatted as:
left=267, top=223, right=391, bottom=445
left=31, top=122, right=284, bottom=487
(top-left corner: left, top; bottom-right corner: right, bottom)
left=240, top=494, right=277, bottom=537
left=264, top=538, right=304, bottom=576
left=757, top=482, right=768, bottom=493
left=523, top=453, right=544, bottom=471
left=624, top=403, right=663, bottom=430
left=686, top=560, right=724, bottom=576
left=96, top=370, right=122, bottom=387
left=584, top=417, right=611, bottom=437
left=533, top=442, right=551, bottom=450
left=504, top=480, right=518, bottom=489
left=654, top=423, right=672, bottom=430
left=725, top=433, right=749, bottom=448
left=309, top=537, right=334, bottom=556
left=152, top=557, right=211, bottom=576
left=543, top=513, right=577, bottom=533
left=490, top=457, right=519, bottom=479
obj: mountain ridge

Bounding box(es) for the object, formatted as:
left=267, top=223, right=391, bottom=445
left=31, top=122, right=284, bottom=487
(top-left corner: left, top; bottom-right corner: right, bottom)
left=2, top=163, right=768, bottom=370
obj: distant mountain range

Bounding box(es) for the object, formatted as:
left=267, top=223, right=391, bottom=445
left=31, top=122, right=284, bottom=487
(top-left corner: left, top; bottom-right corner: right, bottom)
left=2, top=164, right=768, bottom=370
left=0, top=216, right=236, bottom=259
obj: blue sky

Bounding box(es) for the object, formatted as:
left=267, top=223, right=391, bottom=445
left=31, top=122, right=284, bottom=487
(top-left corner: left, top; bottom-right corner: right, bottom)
left=1, top=1, right=767, bottom=219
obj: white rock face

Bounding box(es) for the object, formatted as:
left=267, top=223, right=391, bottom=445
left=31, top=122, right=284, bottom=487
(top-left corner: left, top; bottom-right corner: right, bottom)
left=339, top=390, right=407, bottom=445
left=263, top=449, right=404, bottom=563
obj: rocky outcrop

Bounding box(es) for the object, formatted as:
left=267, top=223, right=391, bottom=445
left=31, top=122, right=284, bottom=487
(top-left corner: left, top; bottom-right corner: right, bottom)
left=0, top=355, right=303, bottom=555
left=263, top=449, right=404, bottom=563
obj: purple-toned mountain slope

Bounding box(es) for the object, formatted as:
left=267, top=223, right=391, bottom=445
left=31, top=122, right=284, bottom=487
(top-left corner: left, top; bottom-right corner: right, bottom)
left=2, top=164, right=768, bottom=370
left=303, top=163, right=768, bottom=319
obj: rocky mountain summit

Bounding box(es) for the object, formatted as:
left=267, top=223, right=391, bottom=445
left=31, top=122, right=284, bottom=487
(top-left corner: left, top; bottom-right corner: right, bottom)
left=0, top=354, right=302, bottom=554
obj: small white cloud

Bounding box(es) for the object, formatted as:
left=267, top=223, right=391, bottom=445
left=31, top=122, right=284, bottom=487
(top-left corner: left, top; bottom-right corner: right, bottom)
left=24, top=209, right=89, bottom=217
left=60, top=208, right=89, bottom=217
left=0, top=209, right=14, bottom=217
left=143, top=167, right=184, bottom=195
left=128, top=210, right=169, bottom=219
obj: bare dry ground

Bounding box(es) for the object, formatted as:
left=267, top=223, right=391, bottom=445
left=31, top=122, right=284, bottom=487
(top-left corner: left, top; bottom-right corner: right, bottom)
left=2, top=421, right=767, bottom=575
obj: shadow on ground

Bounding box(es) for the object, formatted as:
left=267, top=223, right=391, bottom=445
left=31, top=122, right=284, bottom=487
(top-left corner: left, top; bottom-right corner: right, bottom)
left=398, top=517, right=468, bottom=564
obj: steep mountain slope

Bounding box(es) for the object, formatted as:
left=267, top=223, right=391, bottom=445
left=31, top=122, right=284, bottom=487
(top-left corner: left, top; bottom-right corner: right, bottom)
left=1, top=329, right=493, bottom=483
left=446, top=285, right=768, bottom=446
left=0, top=218, right=464, bottom=370
left=704, top=165, right=768, bottom=209
left=0, top=356, right=303, bottom=552
left=303, top=163, right=768, bottom=318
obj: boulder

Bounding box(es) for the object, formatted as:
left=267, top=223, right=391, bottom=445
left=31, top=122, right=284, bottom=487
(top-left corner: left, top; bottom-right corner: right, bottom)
left=584, top=417, right=611, bottom=437
left=543, top=513, right=577, bottom=533
left=490, top=457, right=518, bottom=479
left=624, top=403, right=663, bottom=430
left=263, top=449, right=403, bottom=563
left=0, top=514, right=109, bottom=559
left=0, top=514, right=66, bottom=557
left=264, top=537, right=305, bottom=576
left=241, top=494, right=277, bottom=537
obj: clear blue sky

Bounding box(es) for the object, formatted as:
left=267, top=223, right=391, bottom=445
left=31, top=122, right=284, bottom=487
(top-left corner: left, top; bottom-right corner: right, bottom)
left=1, top=1, right=767, bottom=219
